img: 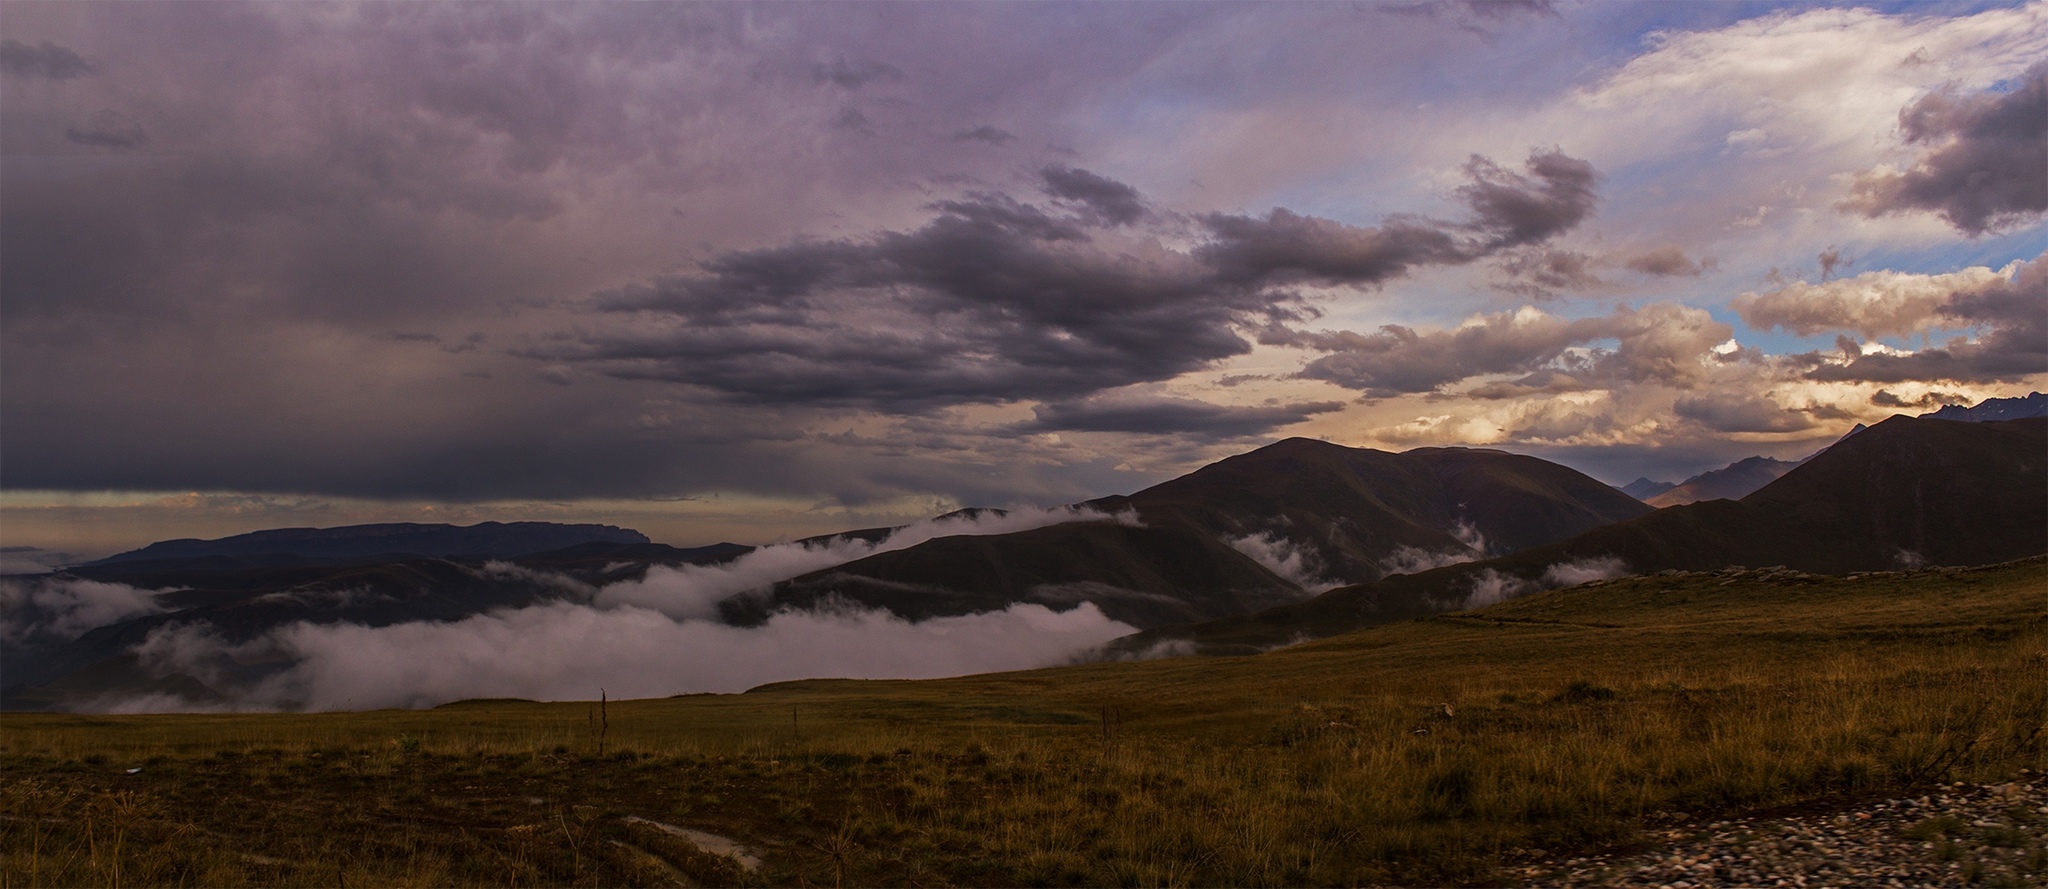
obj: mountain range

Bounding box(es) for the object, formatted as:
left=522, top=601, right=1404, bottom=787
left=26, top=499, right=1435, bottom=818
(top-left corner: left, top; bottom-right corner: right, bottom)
left=80, top=521, right=651, bottom=569
left=4, top=410, right=2043, bottom=711
left=1616, top=392, right=2046, bottom=506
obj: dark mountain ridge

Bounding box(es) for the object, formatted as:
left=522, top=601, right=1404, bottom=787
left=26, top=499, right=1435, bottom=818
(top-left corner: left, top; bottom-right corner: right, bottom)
left=747, top=439, right=1653, bottom=629
left=1921, top=391, right=2046, bottom=422
left=1643, top=455, right=1800, bottom=507
left=1120, top=416, right=2047, bottom=654
left=86, top=521, right=649, bottom=567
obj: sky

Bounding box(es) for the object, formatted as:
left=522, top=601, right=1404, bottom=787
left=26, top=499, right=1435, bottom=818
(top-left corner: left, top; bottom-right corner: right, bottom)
left=3, top=0, right=2044, bottom=562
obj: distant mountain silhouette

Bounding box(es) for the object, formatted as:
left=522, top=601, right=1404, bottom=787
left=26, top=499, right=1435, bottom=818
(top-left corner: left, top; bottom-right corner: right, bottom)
left=1644, top=456, right=1800, bottom=507
left=1618, top=477, right=1676, bottom=500
left=86, top=521, right=650, bottom=567
left=1121, top=416, right=2046, bottom=655
left=1921, top=391, right=2046, bottom=422
left=744, top=439, right=1653, bottom=629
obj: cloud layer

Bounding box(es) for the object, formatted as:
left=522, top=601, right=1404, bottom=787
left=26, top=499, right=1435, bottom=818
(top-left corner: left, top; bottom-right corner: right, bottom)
left=124, top=600, right=1134, bottom=712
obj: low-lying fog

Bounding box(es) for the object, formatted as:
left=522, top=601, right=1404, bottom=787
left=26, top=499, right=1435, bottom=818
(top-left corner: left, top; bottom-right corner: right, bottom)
left=4, top=507, right=1142, bottom=713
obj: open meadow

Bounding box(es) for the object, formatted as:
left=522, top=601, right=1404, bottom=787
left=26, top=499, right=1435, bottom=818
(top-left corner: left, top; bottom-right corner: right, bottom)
left=5, top=558, right=2044, bottom=887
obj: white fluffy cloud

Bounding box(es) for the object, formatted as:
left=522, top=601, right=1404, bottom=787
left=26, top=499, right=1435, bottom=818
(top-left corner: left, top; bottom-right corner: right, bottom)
left=595, top=505, right=1139, bottom=619
left=0, top=576, right=162, bottom=645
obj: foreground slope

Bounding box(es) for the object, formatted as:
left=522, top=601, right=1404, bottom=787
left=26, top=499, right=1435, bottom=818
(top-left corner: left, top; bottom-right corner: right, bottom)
left=6, top=559, right=2041, bottom=887
left=756, top=439, right=1652, bottom=628
left=1124, top=415, right=2046, bottom=653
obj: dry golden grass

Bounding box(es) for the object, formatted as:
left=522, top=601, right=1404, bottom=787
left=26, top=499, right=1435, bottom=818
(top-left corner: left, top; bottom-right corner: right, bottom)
left=3, top=558, right=2043, bottom=886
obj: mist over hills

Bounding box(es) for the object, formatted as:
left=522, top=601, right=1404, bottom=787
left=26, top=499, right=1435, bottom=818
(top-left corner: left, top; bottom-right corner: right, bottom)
left=3, top=415, right=2042, bottom=712
left=1122, top=416, right=2047, bottom=655
left=748, top=439, right=1653, bottom=629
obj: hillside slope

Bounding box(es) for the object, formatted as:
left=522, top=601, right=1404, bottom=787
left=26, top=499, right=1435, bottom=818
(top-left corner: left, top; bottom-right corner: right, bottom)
left=753, top=439, right=1652, bottom=629
left=1122, top=416, right=2046, bottom=654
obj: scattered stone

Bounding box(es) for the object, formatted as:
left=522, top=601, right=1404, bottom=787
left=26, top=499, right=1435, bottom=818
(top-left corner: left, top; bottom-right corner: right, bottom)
left=1511, top=775, right=2047, bottom=887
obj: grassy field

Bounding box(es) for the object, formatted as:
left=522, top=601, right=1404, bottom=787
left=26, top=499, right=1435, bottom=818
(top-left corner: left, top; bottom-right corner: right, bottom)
left=4, top=558, right=2044, bottom=887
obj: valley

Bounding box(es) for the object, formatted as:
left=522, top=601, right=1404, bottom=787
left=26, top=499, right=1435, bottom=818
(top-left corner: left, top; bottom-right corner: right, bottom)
left=4, top=558, right=2042, bottom=886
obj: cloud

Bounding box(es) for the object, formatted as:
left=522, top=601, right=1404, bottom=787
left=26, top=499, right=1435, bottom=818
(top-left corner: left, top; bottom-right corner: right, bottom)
left=0, top=576, right=163, bottom=646
left=1018, top=393, right=1343, bottom=441
left=1286, top=302, right=1731, bottom=396
left=1378, top=545, right=1477, bottom=577
left=534, top=194, right=1271, bottom=410
left=1624, top=246, right=1705, bottom=277
left=593, top=505, right=1138, bottom=620
left=1199, top=150, right=1595, bottom=290
left=0, top=546, right=88, bottom=576
left=58, top=505, right=1149, bottom=712
left=1793, top=252, right=2047, bottom=384
left=1457, top=150, right=1598, bottom=249
left=1843, top=62, right=2047, bottom=235
left=539, top=150, right=1597, bottom=412
left=1733, top=263, right=2012, bottom=339
left=1497, top=248, right=1600, bottom=297
left=1870, top=388, right=1967, bottom=410
left=1039, top=166, right=1145, bottom=226
left=0, top=38, right=96, bottom=80
left=952, top=125, right=1014, bottom=145
left=65, top=109, right=148, bottom=148
left=1459, top=556, right=1628, bottom=609
left=1224, top=532, right=1341, bottom=592
left=121, top=599, right=1135, bottom=712
left=1673, top=391, right=1815, bottom=433
left=1540, top=555, right=1628, bottom=586
left=1196, top=209, right=1466, bottom=287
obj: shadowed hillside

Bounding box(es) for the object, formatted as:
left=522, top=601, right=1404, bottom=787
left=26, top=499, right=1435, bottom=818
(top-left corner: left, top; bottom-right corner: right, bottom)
left=1122, top=416, right=2047, bottom=654
left=754, top=439, right=1653, bottom=628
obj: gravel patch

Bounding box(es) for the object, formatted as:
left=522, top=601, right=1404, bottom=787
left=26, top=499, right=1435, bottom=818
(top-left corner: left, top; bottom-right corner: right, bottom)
left=1513, top=772, right=2047, bottom=887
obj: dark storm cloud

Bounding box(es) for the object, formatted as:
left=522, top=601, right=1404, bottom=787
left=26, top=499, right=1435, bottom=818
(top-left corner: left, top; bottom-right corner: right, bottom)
left=543, top=149, right=1599, bottom=411
left=1870, top=389, right=1967, bottom=410
left=1457, top=150, right=1598, bottom=249
left=1624, top=246, right=1705, bottom=277
left=1672, top=392, right=1815, bottom=433
left=1018, top=394, right=1344, bottom=441
left=533, top=192, right=1275, bottom=410
left=64, top=109, right=147, bottom=148
left=1039, top=166, right=1145, bottom=226
left=0, top=2, right=1617, bottom=507
left=1199, top=149, right=1595, bottom=288
left=1806, top=252, right=2048, bottom=384
left=1197, top=209, right=1465, bottom=287
left=1843, top=62, right=2047, bottom=235
left=0, top=38, right=97, bottom=80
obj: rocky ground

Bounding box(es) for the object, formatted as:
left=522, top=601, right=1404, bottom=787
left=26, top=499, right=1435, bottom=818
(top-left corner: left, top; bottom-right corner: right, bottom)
left=1514, top=772, right=2047, bottom=887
